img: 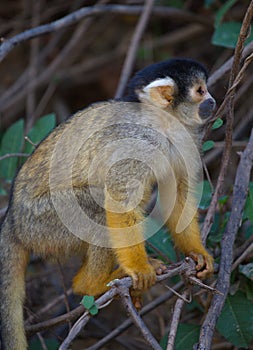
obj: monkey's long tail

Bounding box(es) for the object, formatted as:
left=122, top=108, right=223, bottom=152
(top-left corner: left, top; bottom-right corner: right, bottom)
left=0, top=220, right=29, bottom=350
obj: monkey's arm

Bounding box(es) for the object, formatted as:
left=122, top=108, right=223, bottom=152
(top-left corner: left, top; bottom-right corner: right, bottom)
left=163, top=181, right=213, bottom=278
left=106, top=207, right=157, bottom=290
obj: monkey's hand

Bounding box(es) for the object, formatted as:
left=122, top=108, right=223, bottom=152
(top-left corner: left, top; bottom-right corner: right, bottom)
left=126, top=260, right=165, bottom=310
left=148, top=257, right=168, bottom=275
left=189, top=252, right=214, bottom=279
left=125, top=263, right=156, bottom=291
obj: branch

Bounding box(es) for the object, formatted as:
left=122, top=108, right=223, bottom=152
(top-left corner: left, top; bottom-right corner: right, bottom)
left=60, top=258, right=219, bottom=349
left=202, top=0, right=253, bottom=243
left=118, top=284, right=162, bottom=350
left=86, top=281, right=184, bottom=350
left=27, top=258, right=201, bottom=348
left=166, top=290, right=190, bottom=350
left=114, top=0, right=154, bottom=98
left=0, top=153, right=29, bottom=161
left=0, top=5, right=212, bottom=63
left=208, top=40, right=253, bottom=88
left=197, top=127, right=253, bottom=350
left=232, top=241, right=253, bottom=271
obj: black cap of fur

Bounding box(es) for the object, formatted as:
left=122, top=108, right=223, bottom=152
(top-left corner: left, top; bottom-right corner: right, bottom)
left=122, top=58, right=208, bottom=104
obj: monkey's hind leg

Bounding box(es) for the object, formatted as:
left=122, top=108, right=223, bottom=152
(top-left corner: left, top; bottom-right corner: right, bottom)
left=72, top=245, right=126, bottom=297
left=0, top=230, right=29, bottom=350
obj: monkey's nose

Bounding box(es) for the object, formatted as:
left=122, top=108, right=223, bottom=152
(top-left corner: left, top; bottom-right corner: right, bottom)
left=199, top=97, right=216, bottom=119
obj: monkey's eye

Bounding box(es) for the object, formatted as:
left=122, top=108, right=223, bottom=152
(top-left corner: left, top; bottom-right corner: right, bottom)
left=196, top=86, right=205, bottom=96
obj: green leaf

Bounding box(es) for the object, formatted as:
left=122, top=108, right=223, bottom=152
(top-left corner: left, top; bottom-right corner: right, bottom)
left=199, top=180, right=212, bottom=210
left=147, top=220, right=176, bottom=262
left=245, top=183, right=253, bottom=223
left=202, top=140, right=215, bottom=152
left=212, top=22, right=253, bottom=49
left=24, top=113, right=56, bottom=154
left=217, top=291, right=253, bottom=348
left=214, top=0, right=237, bottom=28
left=89, top=304, right=99, bottom=315
left=239, top=263, right=253, bottom=281
left=29, top=338, right=59, bottom=350
left=0, top=119, right=24, bottom=181
left=0, top=186, right=7, bottom=196
left=81, top=295, right=95, bottom=309
left=160, top=323, right=200, bottom=350
left=212, top=118, right=223, bottom=130
left=218, top=195, right=229, bottom=205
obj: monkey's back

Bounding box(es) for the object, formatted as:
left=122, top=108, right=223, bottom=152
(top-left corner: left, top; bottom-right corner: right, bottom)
left=4, top=100, right=200, bottom=254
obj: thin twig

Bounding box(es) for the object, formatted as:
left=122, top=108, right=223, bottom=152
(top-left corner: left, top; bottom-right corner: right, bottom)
left=26, top=259, right=194, bottom=335
left=25, top=288, right=72, bottom=324
left=37, top=332, right=47, bottom=350
left=208, top=41, right=253, bottom=88
left=32, top=82, right=56, bottom=122
left=233, top=234, right=253, bottom=260
left=0, top=153, right=30, bottom=161
left=58, top=286, right=120, bottom=350
left=232, top=241, right=253, bottom=271
left=118, top=284, right=162, bottom=350
left=57, top=261, right=71, bottom=331
left=0, top=5, right=213, bottom=62
left=86, top=282, right=184, bottom=350
left=0, top=1, right=107, bottom=121
left=26, top=0, right=40, bottom=133
left=166, top=290, right=189, bottom=350
left=114, top=0, right=154, bottom=98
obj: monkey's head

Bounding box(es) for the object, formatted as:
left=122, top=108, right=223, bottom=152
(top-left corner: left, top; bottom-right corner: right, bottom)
left=123, top=58, right=216, bottom=125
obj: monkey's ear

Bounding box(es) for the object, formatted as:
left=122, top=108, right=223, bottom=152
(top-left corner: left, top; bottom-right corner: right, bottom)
left=139, top=77, right=176, bottom=108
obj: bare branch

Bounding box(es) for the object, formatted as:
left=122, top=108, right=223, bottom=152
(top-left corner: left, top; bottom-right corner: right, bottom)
left=208, top=41, right=253, bottom=88
left=232, top=241, right=253, bottom=271
left=118, top=284, right=162, bottom=350
left=198, top=127, right=253, bottom=350
left=0, top=153, right=29, bottom=161
left=86, top=282, right=184, bottom=350
left=0, top=5, right=212, bottom=63
left=114, top=0, right=154, bottom=98
left=26, top=259, right=196, bottom=344
left=166, top=290, right=190, bottom=350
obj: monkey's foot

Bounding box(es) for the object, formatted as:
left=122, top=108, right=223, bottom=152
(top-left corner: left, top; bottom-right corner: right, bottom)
left=189, top=252, right=214, bottom=279
left=148, top=257, right=168, bottom=275
left=130, top=290, right=143, bottom=310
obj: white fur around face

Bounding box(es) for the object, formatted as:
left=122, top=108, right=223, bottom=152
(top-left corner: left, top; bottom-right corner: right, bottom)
left=143, top=77, right=175, bottom=92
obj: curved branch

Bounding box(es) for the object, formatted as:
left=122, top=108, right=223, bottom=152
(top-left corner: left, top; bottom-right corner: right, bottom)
left=26, top=259, right=193, bottom=335
left=0, top=5, right=212, bottom=63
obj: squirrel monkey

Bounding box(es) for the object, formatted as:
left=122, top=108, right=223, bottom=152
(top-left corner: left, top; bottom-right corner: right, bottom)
left=0, top=58, right=215, bottom=349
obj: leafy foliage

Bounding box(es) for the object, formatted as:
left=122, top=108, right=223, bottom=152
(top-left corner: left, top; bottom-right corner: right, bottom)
left=0, top=114, right=55, bottom=185
left=212, top=118, right=223, bottom=130
left=81, top=295, right=99, bottom=315
left=202, top=140, right=215, bottom=152
left=0, top=119, right=24, bottom=181
left=160, top=323, right=200, bottom=350
left=217, top=292, right=253, bottom=348
left=147, top=221, right=177, bottom=262
left=212, top=22, right=253, bottom=48
left=29, top=338, right=59, bottom=350
left=212, top=0, right=253, bottom=48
